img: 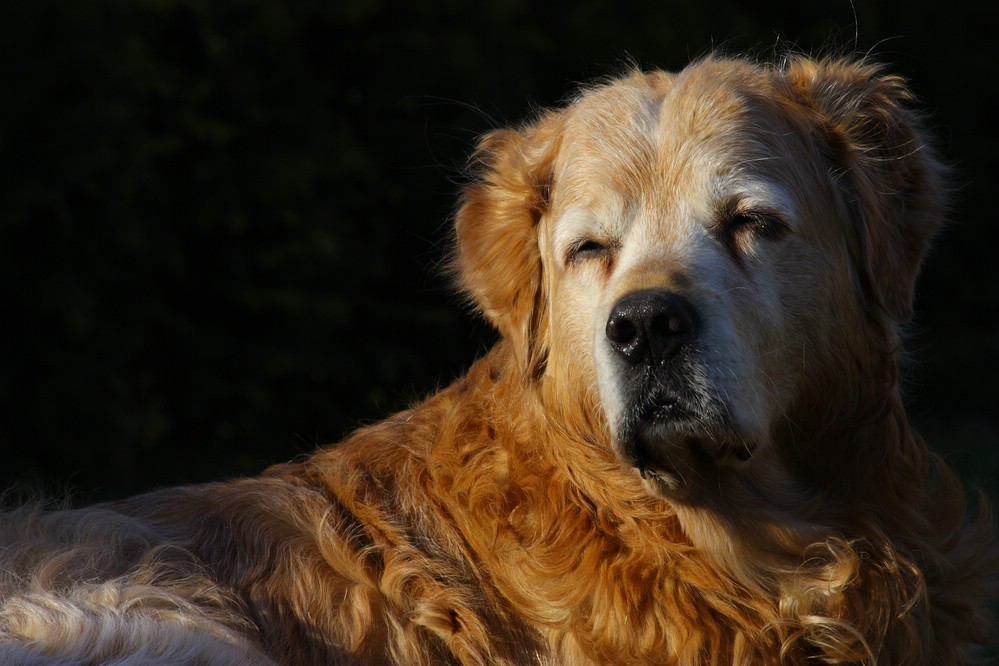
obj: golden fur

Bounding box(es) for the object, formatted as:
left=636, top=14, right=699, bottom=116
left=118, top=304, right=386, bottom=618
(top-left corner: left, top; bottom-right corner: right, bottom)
left=2, top=54, right=997, bottom=665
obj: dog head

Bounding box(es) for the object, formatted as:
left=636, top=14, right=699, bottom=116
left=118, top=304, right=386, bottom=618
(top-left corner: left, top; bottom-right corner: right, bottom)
left=454, top=56, right=943, bottom=504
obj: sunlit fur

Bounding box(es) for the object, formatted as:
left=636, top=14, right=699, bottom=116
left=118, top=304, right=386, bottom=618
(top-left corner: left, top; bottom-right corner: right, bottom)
left=2, top=55, right=997, bottom=665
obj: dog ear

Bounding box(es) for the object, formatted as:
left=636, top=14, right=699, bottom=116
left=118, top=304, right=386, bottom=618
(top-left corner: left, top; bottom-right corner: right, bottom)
left=779, top=57, right=945, bottom=322
left=453, top=118, right=561, bottom=376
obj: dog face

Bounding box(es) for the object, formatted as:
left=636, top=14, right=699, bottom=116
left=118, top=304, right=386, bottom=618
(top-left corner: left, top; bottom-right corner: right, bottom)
left=455, top=56, right=942, bottom=503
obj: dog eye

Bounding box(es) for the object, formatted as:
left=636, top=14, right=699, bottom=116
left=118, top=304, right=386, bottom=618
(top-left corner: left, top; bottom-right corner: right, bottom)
left=722, top=211, right=790, bottom=243
left=566, top=238, right=611, bottom=265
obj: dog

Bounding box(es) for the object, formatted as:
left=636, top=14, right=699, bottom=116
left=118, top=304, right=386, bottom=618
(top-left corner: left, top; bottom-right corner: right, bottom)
left=2, top=54, right=996, bottom=665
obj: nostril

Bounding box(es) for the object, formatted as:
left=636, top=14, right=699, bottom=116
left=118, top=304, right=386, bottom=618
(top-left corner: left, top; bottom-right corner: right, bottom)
left=650, top=311, right=688, bottom=337
left=606, top=314, right=638, bottom=347
left=658, top=301, right=694, bottom=336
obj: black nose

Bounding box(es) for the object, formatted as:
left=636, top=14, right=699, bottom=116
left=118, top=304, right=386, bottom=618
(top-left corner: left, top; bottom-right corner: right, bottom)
left=605, top=290, right=697, bottom=365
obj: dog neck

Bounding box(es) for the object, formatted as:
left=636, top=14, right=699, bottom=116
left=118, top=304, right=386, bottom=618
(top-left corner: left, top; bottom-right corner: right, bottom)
left=458, top=341, right=951, bottom=663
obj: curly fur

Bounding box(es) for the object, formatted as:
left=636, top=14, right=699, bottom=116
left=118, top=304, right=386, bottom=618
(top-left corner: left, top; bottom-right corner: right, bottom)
left=2, top=54, right=996, bottom=665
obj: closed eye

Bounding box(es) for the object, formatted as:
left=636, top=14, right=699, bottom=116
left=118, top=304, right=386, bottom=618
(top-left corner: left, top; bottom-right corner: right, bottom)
left=724, top=210, right=789, bottom=241
left=566, top=237, right=613, bottom=266
left=714, top=207, right=791, bottom=260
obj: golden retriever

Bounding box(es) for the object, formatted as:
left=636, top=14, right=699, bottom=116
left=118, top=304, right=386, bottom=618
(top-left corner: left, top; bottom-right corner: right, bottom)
left=2, top=54, right=997, bottom=665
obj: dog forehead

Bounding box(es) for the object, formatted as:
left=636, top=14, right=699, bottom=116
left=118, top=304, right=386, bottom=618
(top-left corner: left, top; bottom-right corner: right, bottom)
left=553, top=60, right=784, bottom=213
left=551, top=60, right=798, bottom=244
left=647, top=59, right=788, bottom=196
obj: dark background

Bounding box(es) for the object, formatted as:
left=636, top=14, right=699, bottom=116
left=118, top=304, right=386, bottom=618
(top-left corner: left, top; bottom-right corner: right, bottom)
left=1, top=0, right=996, bottom=504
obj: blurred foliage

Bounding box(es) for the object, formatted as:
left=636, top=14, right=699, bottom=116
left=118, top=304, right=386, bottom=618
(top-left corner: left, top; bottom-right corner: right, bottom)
left=0, top=0, right=995, bottom=502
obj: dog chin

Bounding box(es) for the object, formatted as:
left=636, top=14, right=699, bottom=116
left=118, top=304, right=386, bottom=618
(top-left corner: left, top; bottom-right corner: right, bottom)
left=615, top=414, right=758, bottom=499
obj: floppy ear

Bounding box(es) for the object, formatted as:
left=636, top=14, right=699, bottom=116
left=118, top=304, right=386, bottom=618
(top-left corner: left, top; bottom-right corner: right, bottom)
left=453, top=117, right=560, bottom=375
left=779, top=57, right=945, bottom=322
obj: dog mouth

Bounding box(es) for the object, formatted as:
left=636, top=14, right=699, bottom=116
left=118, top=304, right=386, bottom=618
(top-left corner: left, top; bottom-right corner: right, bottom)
left=617, top=390, right=757, bottom=494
